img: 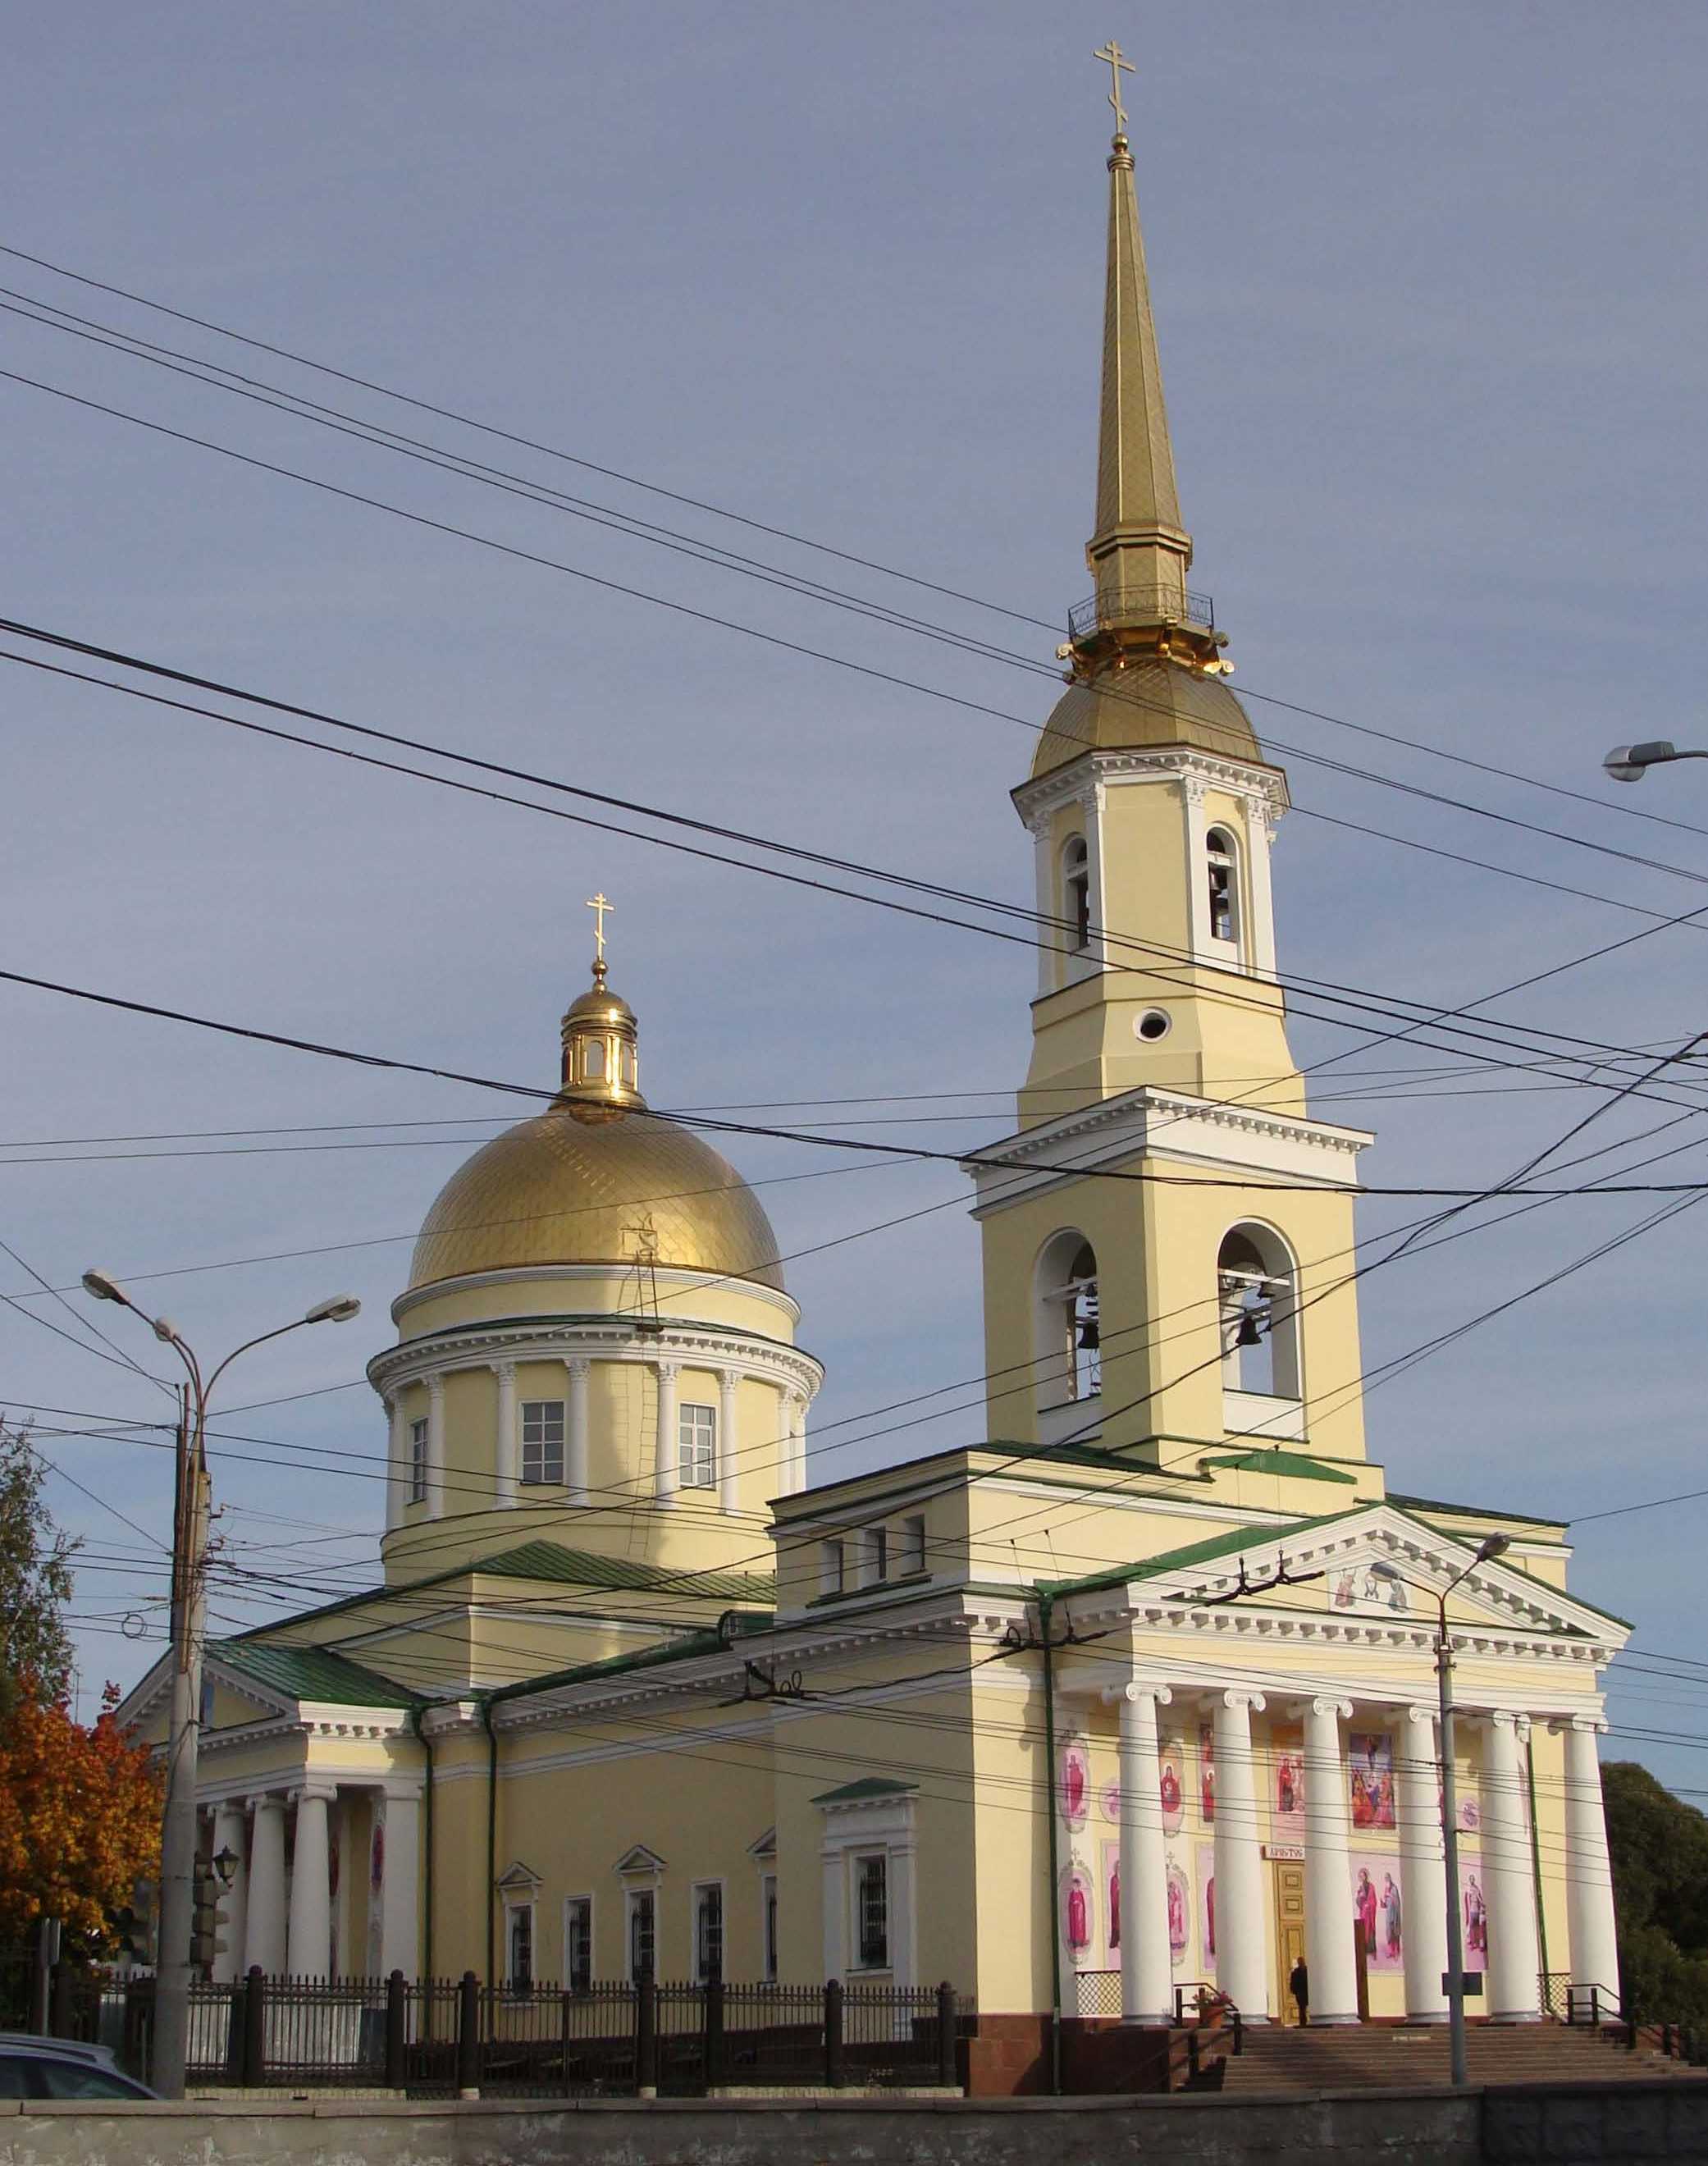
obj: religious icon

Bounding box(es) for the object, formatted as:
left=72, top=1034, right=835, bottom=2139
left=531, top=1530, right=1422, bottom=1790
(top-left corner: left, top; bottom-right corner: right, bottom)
left=1196, top=1844, right=1217, bottom=1965
left=1351, top=1856, right=1403, bottom=1972
left=1099, top=1779, right=1122, bottom=1826
left=1059, top=1734, right=1090, bottom=1831
left=1348, top=1732, right=1396, bottom=1830
left=1271, top=1723, right=1305, bottom=1839
left=1462, top=1870, right=1488, bottom=1965
left=1060, top=1862, right=1094, bottom=1956
left=1159, top=1739, right=1185, bottom=1835
left=1166, top=1856, right=1190, bottom=1966
left=1102, top=1841, right=1121, bottom=1954
left=1198, top=1724, right=1216, bottom=1824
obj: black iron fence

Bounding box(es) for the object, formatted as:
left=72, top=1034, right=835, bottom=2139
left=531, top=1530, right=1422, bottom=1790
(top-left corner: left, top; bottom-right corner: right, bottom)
left=157, top=1970, right=967, bottom=2095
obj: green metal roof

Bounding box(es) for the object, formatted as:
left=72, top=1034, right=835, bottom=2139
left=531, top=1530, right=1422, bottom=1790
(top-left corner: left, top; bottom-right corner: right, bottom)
left=485, top=1610, right=775, bottom=1705
left=1387, top=1490, right=1567, bottom=1535
left=1038, top=1508, right=1360, bottom=1601
left=1200, top=1449, right=1358, bottom=1486
left=210, top=1638, right=421, bottom=1710
left=811, top=1777, right=919, bottom=1805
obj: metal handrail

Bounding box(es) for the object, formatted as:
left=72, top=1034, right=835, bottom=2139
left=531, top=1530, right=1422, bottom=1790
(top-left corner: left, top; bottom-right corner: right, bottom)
left=1067, top=586, right=1216, bottom=640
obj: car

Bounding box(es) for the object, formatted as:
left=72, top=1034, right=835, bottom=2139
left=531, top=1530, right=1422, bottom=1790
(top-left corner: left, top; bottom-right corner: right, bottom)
left=0, top=2033, right=158, bottom=2101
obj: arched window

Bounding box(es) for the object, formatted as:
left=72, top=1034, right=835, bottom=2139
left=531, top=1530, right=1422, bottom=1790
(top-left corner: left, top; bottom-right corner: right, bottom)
left=1062, top=835, right=1091, bottom=952
left=1217, top=1222, right=1299, bottom=1405
left=1035, top=1232, right=1100, bottom=1408
left=1206, top=827, right=1240, bottom=950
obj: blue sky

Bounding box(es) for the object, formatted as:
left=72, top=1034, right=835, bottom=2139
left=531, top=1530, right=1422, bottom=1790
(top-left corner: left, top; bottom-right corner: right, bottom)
left=3, top=4, right=1706, bottom=1799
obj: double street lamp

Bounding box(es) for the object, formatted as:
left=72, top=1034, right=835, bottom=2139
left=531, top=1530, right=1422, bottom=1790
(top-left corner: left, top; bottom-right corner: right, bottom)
left=81, top=1270, right=359, bottom=2098
left=1603, top=740, right=1708, bottom=784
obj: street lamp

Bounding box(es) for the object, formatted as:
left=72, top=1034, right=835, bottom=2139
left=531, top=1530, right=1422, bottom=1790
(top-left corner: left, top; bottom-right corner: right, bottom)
left=1437, top=1533, right=1511, bottom=2088
left=1603, top=740, right=1708, bottom=784
left=82, top=1273, right=359, bottom=2095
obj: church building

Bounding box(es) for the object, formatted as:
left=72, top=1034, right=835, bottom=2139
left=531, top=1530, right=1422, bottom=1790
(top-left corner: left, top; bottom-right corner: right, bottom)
left=123, top=80, right=1626, bottom=2046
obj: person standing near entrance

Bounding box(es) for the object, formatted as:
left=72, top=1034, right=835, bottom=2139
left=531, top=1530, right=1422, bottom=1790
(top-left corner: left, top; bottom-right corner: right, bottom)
left=1289, top=1957, right=1309, bottom=2027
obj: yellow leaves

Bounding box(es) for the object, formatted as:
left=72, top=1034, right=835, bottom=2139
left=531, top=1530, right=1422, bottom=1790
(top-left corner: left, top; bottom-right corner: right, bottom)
left=0, top=1684, right=161, bottom=1946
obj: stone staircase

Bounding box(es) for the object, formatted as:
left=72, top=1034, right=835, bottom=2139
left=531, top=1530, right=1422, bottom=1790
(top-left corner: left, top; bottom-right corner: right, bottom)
left=1210, top=2021, right=1708, bottom=2095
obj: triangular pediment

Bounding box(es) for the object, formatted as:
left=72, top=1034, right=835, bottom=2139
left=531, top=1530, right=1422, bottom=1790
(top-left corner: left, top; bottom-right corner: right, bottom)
left=747, top=1827, right=777, bottom=1860
left=117, top=1647, right=299, bottom=1734
left=496, top=1859, right=543, bottom=1893
left=1096, top=1502, right=1624, bottom=1650
left=613, top=1844, right=666, bottom=1878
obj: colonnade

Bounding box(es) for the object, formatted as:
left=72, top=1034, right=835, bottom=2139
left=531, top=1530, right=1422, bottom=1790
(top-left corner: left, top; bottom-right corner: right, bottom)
left=1092, top=1684, right=1619, bottom=2026
left=202, top=1782, right=420, bottom=1981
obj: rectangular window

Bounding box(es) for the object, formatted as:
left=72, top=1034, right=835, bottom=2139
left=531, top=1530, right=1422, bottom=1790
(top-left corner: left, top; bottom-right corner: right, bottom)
left=900, top=1514, right=927, bottom=1576
left=409, top=1417, right=428, bottom=1505
left=678, top=1402, right=716, bottom=1488
left=693, top=1881, right=724, bottom=1982
left=628, top=1889, right=655, bottom=1982
left=521, top=1400, right=566, bottom=1486
left=860, top=1524, right=888, bottom=1586
left=506, top=1902, right=534, bottom=1991
left=856, top=1854, right=888, bottom=1969
left=762, top=1874, right=779, bottom=1982
left=820, top=1540, right=844, bottom=1597
left=564, top=1896, right=592, bottom=1994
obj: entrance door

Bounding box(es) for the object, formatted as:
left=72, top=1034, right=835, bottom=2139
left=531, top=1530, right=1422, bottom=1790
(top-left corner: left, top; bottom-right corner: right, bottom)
left=1272, top=1862, right=1306, bottom=2023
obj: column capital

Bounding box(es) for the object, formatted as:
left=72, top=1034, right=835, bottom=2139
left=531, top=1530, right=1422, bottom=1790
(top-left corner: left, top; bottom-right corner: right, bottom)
left=426, top=1373, right=445, bottom=1404
left=718, top=1365, right=743, bottom=1391
left=567, top=1355, right=591, bottom=1378
left=654, top=1357, right=681, bottom=1383
left=293, top=1781, right=339, bottom=1805
left=1103, top=1680, right=1172, bottom=1707
left=490, top=1357, right=516, bottom=1382
left=1548, top=1713, right=1607, bottom=1737
left=1080, top=778, right=1107, bottom=816
left=246, top=1791, right=284, bottom=1812
left=1203, top=1688, right=1266, bottom=1714
left=1489, top=1709, right=1532, bottom=1740
left=1292, top=1695, right=1352, bottom=1720
left=1399, top=1702, right=1437, bottom=1729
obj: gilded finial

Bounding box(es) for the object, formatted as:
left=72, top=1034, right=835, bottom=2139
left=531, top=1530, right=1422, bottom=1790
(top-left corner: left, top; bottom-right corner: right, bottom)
left=1093, top=38, right=1135, bottom=139
left=586, top=890, right=614, bottom=989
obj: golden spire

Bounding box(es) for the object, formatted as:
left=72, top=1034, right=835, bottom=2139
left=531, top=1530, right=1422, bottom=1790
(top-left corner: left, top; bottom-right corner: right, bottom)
left=557, top=893, right=645, bottom=1122
left=1070, top=43, right=1229, bottom=679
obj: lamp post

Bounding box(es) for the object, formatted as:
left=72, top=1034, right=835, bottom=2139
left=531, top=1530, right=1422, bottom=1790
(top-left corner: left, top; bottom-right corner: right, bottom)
left=81, top=1272, right=359, bottom=2096
left=1437, top=1533, right=1511, bottom=2088
left=1603, top=741, right=1708, bottom=784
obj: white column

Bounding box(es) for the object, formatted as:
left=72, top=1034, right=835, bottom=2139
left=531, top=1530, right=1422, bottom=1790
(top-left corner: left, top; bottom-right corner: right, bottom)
left=244, top=1795, right=287, bottom=1976
left=1030, top=819, right=1056, bottom=998
left=567, top=1357, right=591, bottom=1506
left=425, top=1376, right=445, bottom=1519
left=778, top=1389, right=802, bottom=1497
left=1111, top=1681, right=1173, bottom=2024
left=1210, top=1689, right=1270, bottom=2021
left=287, top=1787, right=335, bottom=1978
left=821, top=1850, right=846, bottom=1981
left=654, top=1360, right=679, bottom=1504
left=889, top=1839, right=918, bottom=1991
left=1482, top=1712, right=1541, bottom=2022
left=1245, top=797, right=1280, bottom=980
left=718, top=1368, right=742, bottom=1517
left=492, top=1360, right=518, bottom=1508
left=384, top=1395, right=405, bottom=1533
left=210, top=1803, right=249, bottom=1984
left=790, top=1394, right=809, bottom=1496
left=378, top=1789, right=422, bottom=1979
left=1301, top=1696, right=1359, bottom=2025
left=1183, top=777, right=1212, bottom=960
left=1395, top=1705, right=1449, bottom=2022
left=1080, top=780, right=1108, bottom=968
left=1557, top=1717, right=1619, bottom=2003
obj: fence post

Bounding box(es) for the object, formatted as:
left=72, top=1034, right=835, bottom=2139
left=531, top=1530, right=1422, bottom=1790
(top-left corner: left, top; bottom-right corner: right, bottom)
left=385, top=1970, right=407, bottom=2090
left=704, top=1976, right=725, bottom=2090
left=242, top=1967, right=265, bottom=2087
left=456, top=1971, right=481, bottom=2095
left=636, top=1976, right=658, bottom=2098
left=935, top=1981, right=957, bottom=2088
left=223, top=1976, right=244, bottom=2083
left=48, top=1962, right=74, bottom=2039
left=824, top=1978, right=845, bottom=2089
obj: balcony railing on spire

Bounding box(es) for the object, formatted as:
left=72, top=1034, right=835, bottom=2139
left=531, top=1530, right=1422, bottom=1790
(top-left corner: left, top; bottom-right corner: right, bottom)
left=1067, top=586, right=1216, bottom=642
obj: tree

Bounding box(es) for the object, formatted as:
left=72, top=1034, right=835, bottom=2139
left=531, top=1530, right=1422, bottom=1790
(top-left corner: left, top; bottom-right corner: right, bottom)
left=0, top=1682, right=160, bottom=1950
left=0, top=1419, right=76, bottom=1712
left=1603, top=1759, right=1708, bottom=2025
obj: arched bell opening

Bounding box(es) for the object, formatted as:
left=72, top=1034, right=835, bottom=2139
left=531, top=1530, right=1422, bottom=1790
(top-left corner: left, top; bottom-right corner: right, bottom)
left=1217, top=1222, right=1302, bottom=1435
left=1034, top=1232, right=1101, bottom=1439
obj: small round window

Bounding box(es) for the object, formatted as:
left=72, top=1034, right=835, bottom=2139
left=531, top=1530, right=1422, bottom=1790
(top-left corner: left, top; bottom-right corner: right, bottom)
left=1134, top=1008, right=1171, bottom=1042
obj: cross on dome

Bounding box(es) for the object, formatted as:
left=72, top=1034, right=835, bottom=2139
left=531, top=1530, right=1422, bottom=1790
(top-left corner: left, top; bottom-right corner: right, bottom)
left=1093, top=38, right=1135, bottom=137
left=586, top=891, right=614, bottom=985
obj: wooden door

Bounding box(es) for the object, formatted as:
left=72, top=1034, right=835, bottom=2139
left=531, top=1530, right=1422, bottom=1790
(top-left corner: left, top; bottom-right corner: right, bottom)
left=1272, top=1863, right=1306, bottom=2023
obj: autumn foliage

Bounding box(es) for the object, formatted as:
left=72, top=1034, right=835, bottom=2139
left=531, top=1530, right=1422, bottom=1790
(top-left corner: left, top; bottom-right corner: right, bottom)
left=0, top=1681, right=160, bottom=1948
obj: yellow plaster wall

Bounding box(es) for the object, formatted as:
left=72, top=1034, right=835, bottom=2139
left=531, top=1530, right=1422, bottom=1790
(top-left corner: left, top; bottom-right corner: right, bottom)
left=399, top=1272, right=797, bottom=1346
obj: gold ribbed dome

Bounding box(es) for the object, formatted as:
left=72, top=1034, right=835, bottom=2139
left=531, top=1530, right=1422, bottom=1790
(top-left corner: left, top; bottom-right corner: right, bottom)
left=1030, top=659, right=1263, bottom=779
left=407, top=1108, right=786, bottom=1294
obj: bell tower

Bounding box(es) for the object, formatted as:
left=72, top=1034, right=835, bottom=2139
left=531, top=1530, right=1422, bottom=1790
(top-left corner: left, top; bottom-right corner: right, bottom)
left=969, top=55, right=1373, bottom=1478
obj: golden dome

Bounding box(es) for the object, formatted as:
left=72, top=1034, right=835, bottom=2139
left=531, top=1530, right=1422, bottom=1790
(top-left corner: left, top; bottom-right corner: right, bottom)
left=1030, top=659, right=1263, bottom=779
left=407, top=1107, right=787, bottom=1295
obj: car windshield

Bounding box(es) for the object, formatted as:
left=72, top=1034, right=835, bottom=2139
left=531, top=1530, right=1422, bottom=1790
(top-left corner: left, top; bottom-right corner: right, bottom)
left=34, top=2060, right=148, bottom=2100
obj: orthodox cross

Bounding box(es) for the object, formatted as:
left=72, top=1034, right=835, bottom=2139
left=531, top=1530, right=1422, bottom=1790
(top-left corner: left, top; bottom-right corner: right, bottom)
left=1093, top=39, right=1135, bottom=135
left=586, top=891, right=614, bottom=967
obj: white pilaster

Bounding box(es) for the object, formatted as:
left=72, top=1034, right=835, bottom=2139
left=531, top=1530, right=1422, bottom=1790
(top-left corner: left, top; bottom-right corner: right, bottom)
left=287, top=1787, right=335, bottom=1979
left=425, top=1376, right=445, bottom=1519
left=654, top=1360, right=679, bottom=1504
left=1210, top=1689, right=1269, bottom=2021
left=792, top=1394, right=809, bottom=1495
left=1300, top=1696, right=1359, bottom=2025
left=492, top=1360, right=518, bottom=1507
left=244, top=1795, right=287, bottom=1976
left=378, top=1789, right=422, bottom=1979
left=889, top=1839, right=918, bottom=1991
left=821, top=1850, right=846, bottom=1981
left=1080, top=780, right=1108, bottom=969
left=384, top=1395, right=405, bottom=1533
left=1482, top=1712, right=1541, bottom=2022
left=1245, top=800, right=1279, bottom=980
left=1030, top=819, right=1056, bottom=998
left=1110, top=1681, right=1172, bottom=2024
left=718, top=1368, right=742, bottom=1517
left=1395, top=1705, right=1449, bottom=2023
left=210, top=1803, right=249, bottom=1985
left=1557, top=1717, right=1619, bottom=2004
left=1182, top=776, right=1212, bottom=960
left=566, top=1357, right=591, bottom=1506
